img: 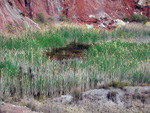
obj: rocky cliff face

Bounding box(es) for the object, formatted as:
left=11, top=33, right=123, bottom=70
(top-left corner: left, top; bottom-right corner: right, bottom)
left=13, top=0, right=63, bottom=18
left=0, top=0, right=39, bottom=31
left=0, top=0, right=149, bottom=31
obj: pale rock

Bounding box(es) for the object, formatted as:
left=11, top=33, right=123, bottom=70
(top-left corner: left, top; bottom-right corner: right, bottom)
left=61, top=95, right=73, bottom=104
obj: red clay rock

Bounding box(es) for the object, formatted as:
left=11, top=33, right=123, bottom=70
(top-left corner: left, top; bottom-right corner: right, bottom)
left=0, top=0, right=150, bottom=31
left=0, top=0, right=39, bottom=32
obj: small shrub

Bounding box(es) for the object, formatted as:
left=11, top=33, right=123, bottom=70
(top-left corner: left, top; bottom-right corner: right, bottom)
left=59, top=14, right=66, bottom=21
left=109, top=79, right=129, bottom=88
left=36, top=12, right=45, bottom=23
left=141, top=15, right=147, bottom=23
left=131, top=14, right=147, bottom=23
left=132, top=14, right=139, bottom=21
left=20, top=12, right=26, bottom=16
left=72, top=88, right=82, bottom=101
left=67, top=18, right=72, bottom=23
left=20, top=22, right=26, bottom=30
left=122, top=15, right=129, bottom=22
left=48, top=17, right=54, bottom=22
left=6, top=24, right=16, bottom=33
left=31, top=17, right=35, bottom=22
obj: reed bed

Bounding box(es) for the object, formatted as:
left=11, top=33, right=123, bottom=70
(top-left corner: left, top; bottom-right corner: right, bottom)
left=0, top=24, right=150, bottom=100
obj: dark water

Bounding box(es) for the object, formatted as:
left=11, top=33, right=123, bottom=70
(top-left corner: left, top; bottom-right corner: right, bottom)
left=45, top=42, right=91, bottom=60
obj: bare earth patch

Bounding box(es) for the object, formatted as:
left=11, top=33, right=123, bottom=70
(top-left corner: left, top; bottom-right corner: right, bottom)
left=0, top=102, right=38, bottom=113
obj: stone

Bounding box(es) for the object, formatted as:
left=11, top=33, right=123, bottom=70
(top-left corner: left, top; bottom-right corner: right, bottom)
left=61, top=95, right=73, bottom=104
left=99, top=23, right=106, bottom=28
left=115, top=19, right=126, bottom=27
left=86, top=24, right=93, bottom=29
left=138, top=0, right=150, bottom=6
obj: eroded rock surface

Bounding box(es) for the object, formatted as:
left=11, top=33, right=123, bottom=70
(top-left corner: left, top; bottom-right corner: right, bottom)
left=0, top=0, right=39, bottom=31
left=0, top=0, right=150, bottom=31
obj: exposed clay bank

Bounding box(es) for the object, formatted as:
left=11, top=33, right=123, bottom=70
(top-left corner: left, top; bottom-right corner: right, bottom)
left=0, top=0, right=150, bottom=31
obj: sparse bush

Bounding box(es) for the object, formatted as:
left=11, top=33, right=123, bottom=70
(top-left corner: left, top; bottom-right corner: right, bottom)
left=6, top=24, right=16, bottom=33
left=48, top=17, right=54, bottom=23
left=59, top=14, right=66, bottom=21
left=72, top=88, right=81, bottom=101
left=131, top=14, right=147, bottom=23
left=20, top=22, right=26, bottom=31
left=108, top=79, right=130, bottom=89
left=141, top=15, right=147, bottom=22
left=20, top=12, right=26, bottom=16
left=67, top=18, right=72, bottom=23
left=36, top=12, right=45, bottom=23
left=122, top=15, right=129, bottom=22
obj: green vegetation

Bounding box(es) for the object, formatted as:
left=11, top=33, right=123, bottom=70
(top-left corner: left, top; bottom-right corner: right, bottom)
left=6, top=24, right=16, bottom=33
left=126, top=14, right=147, bottom=23
left=36, top=12, right=45, bottom=23
left=59, top=14, right=66, bottom=21
left=122, top=15, right=129, bottom=22
left=131, top=14, right=147, bottom=23
left=123, top=14, right=148, bottom=23
left=0, top=24, right=150, bottom=100
left=48, top=17, right=54, bottom=23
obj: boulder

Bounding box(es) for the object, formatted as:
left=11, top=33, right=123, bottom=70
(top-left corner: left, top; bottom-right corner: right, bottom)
left=61, top=95, right=73, bottom=104
left=137, top=0, right=150, bottom=7
left=113, top=19, right=126, bottom=27
left=86, top=24, right=93, bottom=29
left=82, top=89, right=125, bottom=106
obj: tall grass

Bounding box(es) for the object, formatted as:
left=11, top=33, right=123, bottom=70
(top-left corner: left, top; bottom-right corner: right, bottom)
left=0, top=24, right=150, bottom=100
